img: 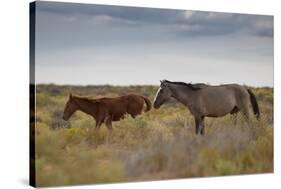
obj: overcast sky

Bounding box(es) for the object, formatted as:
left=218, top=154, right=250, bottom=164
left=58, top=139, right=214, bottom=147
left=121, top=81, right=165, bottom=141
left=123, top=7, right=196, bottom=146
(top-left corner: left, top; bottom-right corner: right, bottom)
left=35, top=1, right=273, bottom=87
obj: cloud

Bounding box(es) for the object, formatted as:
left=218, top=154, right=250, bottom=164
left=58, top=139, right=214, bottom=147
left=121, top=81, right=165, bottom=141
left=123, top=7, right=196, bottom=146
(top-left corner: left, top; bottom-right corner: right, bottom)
left=34, top=2, right=273, bottom=86
left=34, top=1, right=274, bottom=56
left=38, top=1, right=273, bottom=39
left=175, top=11, right=273, bottom=37
left=91, top=15, right=137, bottom=26
left=251, top=18, right=274, bottom=37
left=182, top=11, right=194, bottom=19
left=36, top=1, right=273, bottom=38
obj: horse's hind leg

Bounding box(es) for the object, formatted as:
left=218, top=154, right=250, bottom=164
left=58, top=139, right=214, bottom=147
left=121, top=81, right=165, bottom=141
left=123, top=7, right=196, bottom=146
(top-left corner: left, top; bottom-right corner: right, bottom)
left=240, top=106, right=251, bottom=125
left=130, top=114, right=136, bottom=119
left=230, top=106, right=239, bottom=125
left=106, top=122, right=113, bottom=131
left=231, top=113, right=238, bottom=125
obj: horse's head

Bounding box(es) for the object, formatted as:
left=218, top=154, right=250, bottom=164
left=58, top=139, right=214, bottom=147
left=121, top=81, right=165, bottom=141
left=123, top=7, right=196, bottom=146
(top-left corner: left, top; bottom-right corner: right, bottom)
left=153, top=80, right=173, bottom=109
left=63, top=93, right=78, bottom=121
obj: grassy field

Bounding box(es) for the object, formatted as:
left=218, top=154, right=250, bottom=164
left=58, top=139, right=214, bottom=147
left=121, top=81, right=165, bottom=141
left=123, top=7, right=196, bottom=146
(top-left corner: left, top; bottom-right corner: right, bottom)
left=34, top=84, right=273, bottom=187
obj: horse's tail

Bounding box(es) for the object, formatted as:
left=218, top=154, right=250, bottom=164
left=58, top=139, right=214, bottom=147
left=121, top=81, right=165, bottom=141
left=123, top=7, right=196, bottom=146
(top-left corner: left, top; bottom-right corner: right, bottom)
left=247, top=89, right=260, bottom=119
left=141, top=96, right=152, bottom=112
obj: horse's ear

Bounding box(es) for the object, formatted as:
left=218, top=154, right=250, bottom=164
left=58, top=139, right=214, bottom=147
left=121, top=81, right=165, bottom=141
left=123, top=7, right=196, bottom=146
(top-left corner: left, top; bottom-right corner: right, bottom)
left=160, top=80, right=163, bottom=84
left=69, top=93, right=73, bottom=99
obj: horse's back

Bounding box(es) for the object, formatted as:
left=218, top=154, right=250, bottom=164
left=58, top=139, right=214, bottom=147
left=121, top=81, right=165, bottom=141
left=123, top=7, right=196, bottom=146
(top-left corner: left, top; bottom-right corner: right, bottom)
left=97, top=94, right=144, bottom=108
left=123, top=93, right=144, bottom=102
left=219, top=84, right=249, bottom=99
left=123, top=94, right=147, bottom=114
left=97, top=94, right=146, bottom=120
left=202, top=84, right=248, bottom=95
left=198, top=84, right=249, bottom=116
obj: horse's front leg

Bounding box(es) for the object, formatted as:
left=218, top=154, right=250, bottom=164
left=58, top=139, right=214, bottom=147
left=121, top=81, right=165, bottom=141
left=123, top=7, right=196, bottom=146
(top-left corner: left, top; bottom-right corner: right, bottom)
left=86, top=118, right=102, bottom=146
left=95, top=118, right=103, bottom=131
left=195, top=116, right=205, bottom=135
left=200, top=117, right=205, bottom=135
left=105, top=116, right=113, bottom=131
left=195, top=117, right=199, bottom=135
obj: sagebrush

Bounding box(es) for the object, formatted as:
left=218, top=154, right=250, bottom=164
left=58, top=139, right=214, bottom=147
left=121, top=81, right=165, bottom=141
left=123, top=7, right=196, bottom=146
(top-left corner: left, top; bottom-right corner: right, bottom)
left=34, top=84, right=273, bottom=187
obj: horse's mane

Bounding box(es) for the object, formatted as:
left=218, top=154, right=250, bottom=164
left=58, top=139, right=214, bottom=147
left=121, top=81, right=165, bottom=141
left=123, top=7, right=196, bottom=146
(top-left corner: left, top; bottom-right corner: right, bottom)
left=163, top=80, right=207, bottom=91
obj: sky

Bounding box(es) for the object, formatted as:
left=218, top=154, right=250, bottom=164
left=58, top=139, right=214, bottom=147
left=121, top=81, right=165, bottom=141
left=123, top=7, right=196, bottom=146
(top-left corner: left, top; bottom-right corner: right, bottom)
left=35, top=1, right=274, bottom=87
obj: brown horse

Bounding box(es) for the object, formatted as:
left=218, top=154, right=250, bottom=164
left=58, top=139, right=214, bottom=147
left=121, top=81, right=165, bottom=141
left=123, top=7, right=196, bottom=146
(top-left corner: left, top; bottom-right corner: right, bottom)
left=63, top=93, right=151, bottom=130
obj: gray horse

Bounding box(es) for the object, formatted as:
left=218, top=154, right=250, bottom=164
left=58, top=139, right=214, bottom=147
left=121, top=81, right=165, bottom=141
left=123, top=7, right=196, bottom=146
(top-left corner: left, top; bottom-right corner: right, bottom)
left=153, top=80, right=260, bottom=135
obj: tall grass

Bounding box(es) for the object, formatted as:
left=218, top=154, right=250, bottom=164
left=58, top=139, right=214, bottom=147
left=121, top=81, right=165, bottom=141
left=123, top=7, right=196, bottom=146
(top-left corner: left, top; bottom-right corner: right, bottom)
left=34, top=85, right=273, bottom=187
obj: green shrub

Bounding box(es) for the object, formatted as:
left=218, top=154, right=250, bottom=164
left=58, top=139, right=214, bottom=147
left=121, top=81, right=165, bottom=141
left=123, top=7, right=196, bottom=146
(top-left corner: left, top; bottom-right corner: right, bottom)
left=34, top=84, right=273, bottom=186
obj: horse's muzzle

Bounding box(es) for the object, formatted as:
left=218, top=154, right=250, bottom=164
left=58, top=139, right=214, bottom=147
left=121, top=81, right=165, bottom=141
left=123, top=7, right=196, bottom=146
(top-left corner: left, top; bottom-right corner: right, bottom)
left=62, top=115, right=68, bottom=121
left=153, top=103, right=160, bottom=109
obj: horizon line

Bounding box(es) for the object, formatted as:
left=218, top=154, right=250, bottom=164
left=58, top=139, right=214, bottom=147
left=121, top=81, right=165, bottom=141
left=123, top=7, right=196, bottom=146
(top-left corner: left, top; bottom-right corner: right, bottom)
left=34, top=82, right=274, bottom=88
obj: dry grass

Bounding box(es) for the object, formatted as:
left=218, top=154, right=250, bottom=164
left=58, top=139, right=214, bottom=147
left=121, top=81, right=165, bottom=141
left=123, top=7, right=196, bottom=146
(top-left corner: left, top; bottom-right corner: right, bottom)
left=34, top=85, right=273, bottom=187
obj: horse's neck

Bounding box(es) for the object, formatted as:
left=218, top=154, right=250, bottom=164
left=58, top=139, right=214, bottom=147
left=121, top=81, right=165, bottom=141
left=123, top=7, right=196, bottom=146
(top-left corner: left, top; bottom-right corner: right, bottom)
left=169, top=84, right=196, bottom=108
left=74, top=98, right=98, bottom=117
